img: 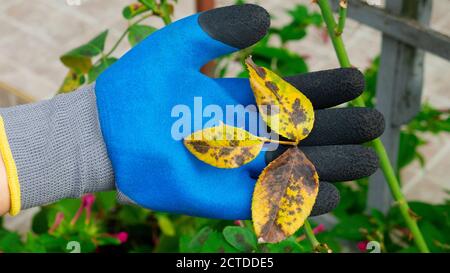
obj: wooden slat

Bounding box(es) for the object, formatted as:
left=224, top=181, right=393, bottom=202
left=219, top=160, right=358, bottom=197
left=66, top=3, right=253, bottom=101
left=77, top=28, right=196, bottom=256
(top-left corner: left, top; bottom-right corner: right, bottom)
left=0, top=82, right=35, bottom=107
left=365, top=0, right=432, bottom=213
left=332, top=0, right=450, bottom=60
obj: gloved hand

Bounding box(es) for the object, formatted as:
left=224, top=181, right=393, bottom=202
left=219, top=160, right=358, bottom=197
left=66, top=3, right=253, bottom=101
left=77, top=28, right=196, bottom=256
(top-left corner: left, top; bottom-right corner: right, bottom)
left=0, top=4, right=384, bottom=219
left=95, top=4, right=384, bottom=219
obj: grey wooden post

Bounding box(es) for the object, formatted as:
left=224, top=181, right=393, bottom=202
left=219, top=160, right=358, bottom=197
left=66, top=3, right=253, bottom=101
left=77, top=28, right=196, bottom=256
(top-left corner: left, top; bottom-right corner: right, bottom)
left=367, top=0, right=433, bottom=213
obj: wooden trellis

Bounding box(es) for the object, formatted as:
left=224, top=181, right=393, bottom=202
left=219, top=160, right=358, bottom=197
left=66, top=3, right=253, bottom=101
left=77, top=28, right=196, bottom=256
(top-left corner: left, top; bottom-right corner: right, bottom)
left=331, top=0, right=450, bottom=213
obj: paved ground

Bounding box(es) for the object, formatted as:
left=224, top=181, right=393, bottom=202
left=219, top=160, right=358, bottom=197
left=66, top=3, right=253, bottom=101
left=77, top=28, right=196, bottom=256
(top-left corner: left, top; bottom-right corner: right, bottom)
left=0, top=0, right=449, bottom=231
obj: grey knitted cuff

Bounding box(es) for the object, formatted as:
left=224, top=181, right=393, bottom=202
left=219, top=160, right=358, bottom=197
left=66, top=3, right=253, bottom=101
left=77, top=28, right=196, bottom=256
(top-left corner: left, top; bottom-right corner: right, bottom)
left=0, top=84, right=115, bottom=210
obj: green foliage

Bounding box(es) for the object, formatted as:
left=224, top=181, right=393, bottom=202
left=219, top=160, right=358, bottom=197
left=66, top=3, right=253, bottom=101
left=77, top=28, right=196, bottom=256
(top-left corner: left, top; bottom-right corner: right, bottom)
left=272, top=5, right=323, bottom=44
left=60, top=30, right=108, bottom=74
left=58, top=1, right=176, bottom=93
left=355, top=56, right=450, bottom=177
left=398, top=104, right=449, bottom=171
left=214, top=4, right=323, bottom=79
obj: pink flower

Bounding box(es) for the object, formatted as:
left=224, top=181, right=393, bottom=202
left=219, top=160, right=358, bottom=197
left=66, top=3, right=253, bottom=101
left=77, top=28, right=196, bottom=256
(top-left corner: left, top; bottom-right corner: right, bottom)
left=313, top=224, right=326, bottom=235
left=82, top=194, right=96, bottom=208
left=83, top=194, right=96, bottom=224
left=71, top=194, right=96, bottom=225
left=49, top=212, right=65, bottom=234
left=357, top=241, right=369, bottom=252
left=114, top=232, right=129, bottom=244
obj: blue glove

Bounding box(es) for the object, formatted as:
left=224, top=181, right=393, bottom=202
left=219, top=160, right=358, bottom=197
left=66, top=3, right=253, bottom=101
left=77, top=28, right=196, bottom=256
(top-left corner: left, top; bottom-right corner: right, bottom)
left=95, top=4, right=384, bottom=220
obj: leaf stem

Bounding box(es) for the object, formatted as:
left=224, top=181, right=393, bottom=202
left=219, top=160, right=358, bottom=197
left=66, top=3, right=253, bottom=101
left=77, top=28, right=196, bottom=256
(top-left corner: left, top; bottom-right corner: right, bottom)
left=105, top=13, right=154, bottom=58
left=258, top=137, right=298, bottom=146
left=316, top=0, right=430, bottom=253
left=304, top=220, right=320, bottom=249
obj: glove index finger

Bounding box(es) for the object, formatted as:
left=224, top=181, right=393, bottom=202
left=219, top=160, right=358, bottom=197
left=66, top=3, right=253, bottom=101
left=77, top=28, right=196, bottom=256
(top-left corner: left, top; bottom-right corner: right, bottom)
left=199, top=4, right=270, bottom=50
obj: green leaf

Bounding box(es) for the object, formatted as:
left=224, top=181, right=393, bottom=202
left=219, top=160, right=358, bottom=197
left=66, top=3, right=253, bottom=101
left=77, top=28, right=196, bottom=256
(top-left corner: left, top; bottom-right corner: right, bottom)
left=123, top=3, right=149, bottom=19
left=185, top=227, right=237, bottom=253
left=24, top=233, right=67, bottom=253
left=419, top=221, right=448, bottom=253
left=156, top=214, right=176, bottom=236
left=332, top=215, right=372, bottom=241
left=96, top=236, right=121, bottom=246
left=94, top=191, right=117, bottom=213
left=159, top=0, right=173, bottom=25
left=0, top=230, right=23, bottom=252
left=258, top=237, right=304, bottom=253
left=118, top=205, right=151, bottom=225
left=370, top=209, right=386, bottom=227
left=288, top=5, right=309, bottom=22
left=277, top=25, right=307, bottom=43
left=32, top=209, right=50, bottom=234
left=139, top=0, right=157, bottom=11
left=60, top=30, right=108, bottom=73
left=398, top=131, right=426, bottom=170
left=87, top=57, right=117, bottom=83
left=223, top=226, right=257, bottom=252
left=128, top=24, right=157, bottom=47
left=252, top=46, right=308, bottom=75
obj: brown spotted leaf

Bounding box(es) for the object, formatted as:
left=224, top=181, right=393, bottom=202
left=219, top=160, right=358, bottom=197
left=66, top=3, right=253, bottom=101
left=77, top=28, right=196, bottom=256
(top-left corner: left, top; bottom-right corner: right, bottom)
left=246, top=57, right=314, bottom=142
left=184, top=124, right=264, bottom=169
left=252, top=147, right=319, bottom=243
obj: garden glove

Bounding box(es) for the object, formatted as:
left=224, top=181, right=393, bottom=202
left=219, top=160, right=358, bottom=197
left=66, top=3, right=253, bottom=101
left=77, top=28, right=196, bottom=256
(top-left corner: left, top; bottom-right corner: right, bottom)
left=0, top=4, right=384, bottom=219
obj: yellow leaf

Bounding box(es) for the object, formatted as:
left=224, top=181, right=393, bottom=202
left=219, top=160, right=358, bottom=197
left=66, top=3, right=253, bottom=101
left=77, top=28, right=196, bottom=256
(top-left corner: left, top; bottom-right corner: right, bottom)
left=58, top=71, right=85, bottom=94
left=184, top=124, right=264, bottom=169
left=246, top=57, right=314, bottom=142
left=252, top=147, right=319, bottom=243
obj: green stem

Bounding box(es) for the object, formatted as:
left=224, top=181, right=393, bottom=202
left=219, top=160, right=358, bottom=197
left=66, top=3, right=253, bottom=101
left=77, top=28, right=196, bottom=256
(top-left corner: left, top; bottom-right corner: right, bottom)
left=336, top=1, right=347, bottom=36
left=105, top=13, right=154, bottom=58
left=316, top=0, right=430, bottom=253
left=304, top=220, right=320, bottom=248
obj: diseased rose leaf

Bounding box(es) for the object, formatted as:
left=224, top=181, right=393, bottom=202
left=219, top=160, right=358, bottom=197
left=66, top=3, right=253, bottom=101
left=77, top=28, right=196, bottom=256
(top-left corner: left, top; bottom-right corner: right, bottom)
left=245, top=56, right=314, bottom=142
left=60, top=30, right=108, bottom=73
left=122, top=3, right=149, bottom=19
left=87, top=57, right=117, bottom=83
left=58, top=70, right=85, bottom=94
left=184, top=124, right=264, bottom=169
left=252, top=147, right=319, bottom=243
left=223, top=226, right=257, bottom=252
left=128, top=24, right=157, bottom=47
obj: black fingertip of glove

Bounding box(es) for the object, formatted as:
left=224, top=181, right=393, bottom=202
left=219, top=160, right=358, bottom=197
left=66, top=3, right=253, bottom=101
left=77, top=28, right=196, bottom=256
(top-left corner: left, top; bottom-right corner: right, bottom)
left=310, top=182, right=340, bottom=216
left=302, top=108, right=385, bottom=146
left=285, top=68, right=365, bottom=109
left=301, top=145, right=379, bottom=182
left=198, top=4, right=270, bottom=49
